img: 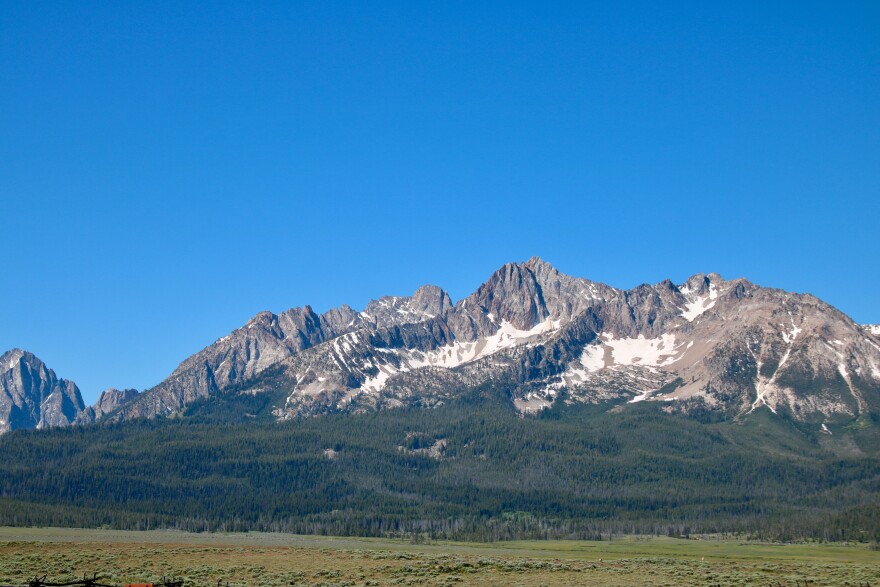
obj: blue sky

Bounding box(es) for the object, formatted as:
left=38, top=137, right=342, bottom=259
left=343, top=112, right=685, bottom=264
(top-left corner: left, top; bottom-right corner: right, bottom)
left=2, top=2, right=878, bottom=403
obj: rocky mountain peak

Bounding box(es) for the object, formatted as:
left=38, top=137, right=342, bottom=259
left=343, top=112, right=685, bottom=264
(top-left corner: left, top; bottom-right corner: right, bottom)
left=411, top=285, right=453, bottom=317
left=465, top=260, right=548, bottom=330
left=2, top=348, right=54, bottom=373
left=2, top=348, right=50, bottom=379
left=361, top=285, right=452, bottom=330
left=72, top=258, right=880, bottom=431
left=246, top=310, right=280, bottom=329
left=681, top=273, right=724, bottom=295
left=2, top=347, right=26, bottom=359
left=522, top=255, right=555, bottom=273
left=0, top=349, right=91, bottom=434
left=93, top=387, right=140, bottom=419
left=320, top=304, right=360, bottom=332
left=656, top=278, right=677, bottom=292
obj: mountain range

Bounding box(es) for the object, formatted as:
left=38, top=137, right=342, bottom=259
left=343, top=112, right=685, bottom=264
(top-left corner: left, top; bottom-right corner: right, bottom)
left=3, top=257, right=880, bottom=435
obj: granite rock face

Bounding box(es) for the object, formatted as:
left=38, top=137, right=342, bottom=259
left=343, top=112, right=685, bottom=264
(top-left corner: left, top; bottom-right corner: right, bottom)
left=7, top=259, right=874, bottom=432
left=111, top=258, right=880, bottom=427
left=91, top=387, right=140, bottom=419
left=0, top=349, right=91, bottom=434
left=112, top=283, right=458, bottom=420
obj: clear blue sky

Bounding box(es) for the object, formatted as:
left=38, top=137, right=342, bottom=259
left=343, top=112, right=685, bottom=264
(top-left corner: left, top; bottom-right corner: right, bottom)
left=2, top=2, right=878, bottom=403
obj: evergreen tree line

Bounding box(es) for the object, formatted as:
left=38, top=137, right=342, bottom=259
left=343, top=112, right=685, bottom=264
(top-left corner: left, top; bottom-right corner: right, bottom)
left=0, top=387, right=877, bottom=542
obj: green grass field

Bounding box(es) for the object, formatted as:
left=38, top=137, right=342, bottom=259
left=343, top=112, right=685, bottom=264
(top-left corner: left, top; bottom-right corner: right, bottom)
left=0, top=528, right=878, bottom=586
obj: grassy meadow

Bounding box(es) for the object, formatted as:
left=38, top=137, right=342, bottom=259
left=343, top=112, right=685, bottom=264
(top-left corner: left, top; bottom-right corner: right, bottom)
left=0, top=528, right=877, bottom=587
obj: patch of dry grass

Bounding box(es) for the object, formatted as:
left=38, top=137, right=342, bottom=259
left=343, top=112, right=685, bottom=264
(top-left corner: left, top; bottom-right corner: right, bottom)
left=0, top=528, right=876, bottom=587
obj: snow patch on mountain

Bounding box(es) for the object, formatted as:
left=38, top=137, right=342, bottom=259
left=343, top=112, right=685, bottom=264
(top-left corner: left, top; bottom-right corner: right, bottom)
left=534, top=333, right=691, bottom=411
left=782, top=322, right=803, bottom=344
left=579, top=344, right=606, bottom=372
left=680, top=284, right=718, bottom=322
left=361, top=367, right=394, bottom=393
left=327, top=318, right=567, bottom=399
left=604, top=332, right=681, bottom=367
left=410, top=318, right=562, bottom=371
left=89, top=258, right=880, bottom=427
left=820, top=340, right=867, bottom=412
left=514, top=393, right=555, bottom=413
left=747, top=319, right=807, bottom=414
left=567, top=333, right=685, bottom=376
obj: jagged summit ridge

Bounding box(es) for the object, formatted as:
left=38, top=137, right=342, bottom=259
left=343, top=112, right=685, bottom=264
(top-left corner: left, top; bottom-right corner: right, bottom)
left=0, top=349, right=89, bottom=434
left=0, top=350, right=144, bottom=434
left=92, top=388, right=140, bottom=419
left=115, top=280, right=459, bottom=420
left=107, top=259, right=880, bottom=428
left=5, top=258, right=879, bottom=433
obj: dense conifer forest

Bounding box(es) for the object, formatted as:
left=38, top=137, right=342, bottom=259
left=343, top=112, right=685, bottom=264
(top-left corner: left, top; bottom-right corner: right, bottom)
left=1, top=384, right=878, bottom=542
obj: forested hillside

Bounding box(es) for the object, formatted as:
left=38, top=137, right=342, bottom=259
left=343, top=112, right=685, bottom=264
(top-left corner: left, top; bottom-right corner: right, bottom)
left=1, top=385, right=878, bottom=542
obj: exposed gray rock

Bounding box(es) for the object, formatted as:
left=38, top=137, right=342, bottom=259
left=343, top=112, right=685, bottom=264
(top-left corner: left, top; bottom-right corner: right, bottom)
left=455, top=257, right=617, bottom=333
left=92, top=387, right=140, bottom=419
left=95, top=257, right=880, bottom=427
left=0, top=349, right=91, bottom=434
left=113, top=283, right=454, bottom=420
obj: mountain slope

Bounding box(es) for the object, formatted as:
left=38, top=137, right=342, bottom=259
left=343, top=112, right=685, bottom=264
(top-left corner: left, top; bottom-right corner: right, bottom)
left=92, top=388, right=140, bottom=419
left=114, top=285, right=454, bottom=419
left=532, top=275, right=880, bottom=422
left=105, top=258, right=880, bottom=426
left=0, top=349, right=92, bottom=434
left=2, top=394, right=878, bottom=541
left=0, top=351, right=146, bottom=434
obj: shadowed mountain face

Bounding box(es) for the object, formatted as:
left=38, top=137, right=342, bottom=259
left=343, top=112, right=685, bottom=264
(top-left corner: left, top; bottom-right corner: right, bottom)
left=0, top=349, right=90, bottom=434
left=101, top=257, right=879, bottom=428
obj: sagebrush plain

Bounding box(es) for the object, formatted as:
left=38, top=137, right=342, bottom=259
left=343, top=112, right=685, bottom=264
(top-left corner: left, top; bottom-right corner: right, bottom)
left=0, top=528, right=877, bottom=587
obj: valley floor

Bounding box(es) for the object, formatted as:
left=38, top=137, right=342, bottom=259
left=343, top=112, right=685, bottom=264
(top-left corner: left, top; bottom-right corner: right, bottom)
left=0, top=528, right=877, bottom=587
